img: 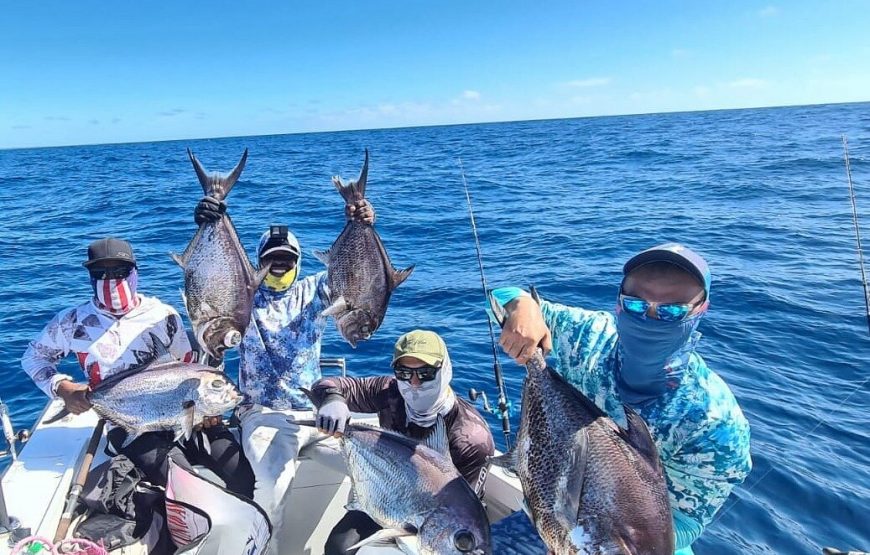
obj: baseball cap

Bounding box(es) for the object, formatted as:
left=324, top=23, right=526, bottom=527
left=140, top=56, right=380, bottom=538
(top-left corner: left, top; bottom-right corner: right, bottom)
left=258, top=225, right=301, bottom=259
left=391, top=330, right=447, bottom=367
left=83, top=237, right=136, bottom=268
left=623, top=243, right=711, bottom=297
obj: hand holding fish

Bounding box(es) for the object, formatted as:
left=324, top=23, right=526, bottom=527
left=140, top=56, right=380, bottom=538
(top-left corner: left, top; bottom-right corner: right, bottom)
left=56, top=380, right=93, bottom=414
left=193, top=195, right=226, bottom=225
left=345, top=199, right=375, bottom=224
left=498, top=295, right=552, bottom=365
left=315, top=398, right=350, bottom=436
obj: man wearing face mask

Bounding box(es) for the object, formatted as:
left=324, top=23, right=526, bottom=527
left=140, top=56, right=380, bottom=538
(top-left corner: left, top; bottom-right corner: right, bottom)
left=306, top=329, right=495, bottom=555
left=491, top=244, right=751, bottom=555
left=193, top=195, right=374, bottom=547
left=21, top=237, right=255, bottom=497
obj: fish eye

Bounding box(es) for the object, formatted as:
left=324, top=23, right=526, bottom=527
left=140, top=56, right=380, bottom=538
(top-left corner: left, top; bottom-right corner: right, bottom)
left=453, top=530, right=476, bottom=552
left=210, top=379, right=224, bottom=388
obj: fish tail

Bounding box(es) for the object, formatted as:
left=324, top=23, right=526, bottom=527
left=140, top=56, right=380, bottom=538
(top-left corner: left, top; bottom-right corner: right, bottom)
left=332, top=149, right=369, bottom=204
left=187, top=148, right=249, bottom=200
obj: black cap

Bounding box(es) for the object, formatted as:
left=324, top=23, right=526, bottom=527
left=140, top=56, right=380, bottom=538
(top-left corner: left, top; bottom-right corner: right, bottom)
left=623, top=243, right=711, bottom=297
left=83, top=237, right=136, bottom=268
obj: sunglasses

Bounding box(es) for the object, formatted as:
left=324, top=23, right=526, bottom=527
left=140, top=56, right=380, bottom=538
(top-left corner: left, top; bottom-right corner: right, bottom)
left=89, top=265, right=134, bottom=280
left=393, top=364, right=440, bottom=382
left=618, top=293, right=705, bottom=322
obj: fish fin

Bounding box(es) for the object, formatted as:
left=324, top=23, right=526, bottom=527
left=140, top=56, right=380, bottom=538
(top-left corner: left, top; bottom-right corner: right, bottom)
left=312, top=248, right=331, bottom=266
left=488, top=292, right=508, bottom=328
left=529, top=285, right=544, bottom=305
left=488, top=447, right=518, bottom=473
left=389, top=265, right=415, bottom=290
left=620, top=405, right=661, bottom=468
left=178, top=401, right=196, bottom=443
left=422, top=415, right=450, bottom=457
left=169, top=252, right=186, bottom=269
left=299, top=387, right=315, bottom=405
left=187, top=148, right=248, bottom=200
left=561, top=429, right=589, bottom=525
left=147, top=332, right=176, bottom=365
left=44, top=407, right=71, bottom=425
left=332, top=149, right=370, bottom=205
left=548, top=367, right=609, bottom=419
left=322, top=296, right=348, bottom=317
left=348, top=527, right=414, bottom=551
left=254, top=263, right=272, bottom=289
left=344, top=486, right=362, bottom=512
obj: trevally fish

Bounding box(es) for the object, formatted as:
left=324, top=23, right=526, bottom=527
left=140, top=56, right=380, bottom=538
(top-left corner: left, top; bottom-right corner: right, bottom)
left=314, top=150, right=414, bottom=347
left=48, top=336, right=241, bottom=442
left=489, top=291, right=674, bottom=555
left=171, top=149, right=268, bottom=359
left=300, top=402, right=491, bottom=555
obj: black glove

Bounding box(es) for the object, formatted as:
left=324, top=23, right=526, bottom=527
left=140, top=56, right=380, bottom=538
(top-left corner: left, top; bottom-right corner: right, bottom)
left=194, top=196, right=226, bottom=225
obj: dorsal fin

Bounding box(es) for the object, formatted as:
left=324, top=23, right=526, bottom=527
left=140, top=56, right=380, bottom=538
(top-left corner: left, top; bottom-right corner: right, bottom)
left=389, top=265, right=415, bottom=290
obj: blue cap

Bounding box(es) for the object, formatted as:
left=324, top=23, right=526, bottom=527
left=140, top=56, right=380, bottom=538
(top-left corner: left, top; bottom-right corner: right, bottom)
left=623, top=243, right=711, bottom=297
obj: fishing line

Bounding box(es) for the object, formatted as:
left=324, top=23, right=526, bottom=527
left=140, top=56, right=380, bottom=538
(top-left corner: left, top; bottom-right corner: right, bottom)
left=458, top=158, right=513, bottom=449
left=710, top=137, right=870, bottom=532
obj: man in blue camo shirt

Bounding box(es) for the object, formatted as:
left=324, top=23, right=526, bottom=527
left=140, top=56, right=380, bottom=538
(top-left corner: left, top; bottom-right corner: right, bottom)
left=492, top=243, right=751, bottom=555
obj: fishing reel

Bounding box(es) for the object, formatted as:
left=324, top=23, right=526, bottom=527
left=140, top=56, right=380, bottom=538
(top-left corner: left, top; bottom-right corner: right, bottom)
left=467, top=389, right=513, bottom=418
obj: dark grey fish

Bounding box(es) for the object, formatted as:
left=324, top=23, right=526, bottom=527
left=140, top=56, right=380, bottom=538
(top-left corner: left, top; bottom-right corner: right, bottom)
left=489, top=292, right=674, bottom=555
left=331, top=418, right=492, bottom=554
left=171, top=149, right=268, bottom=359
left=314, top=150, right=414, bottom=347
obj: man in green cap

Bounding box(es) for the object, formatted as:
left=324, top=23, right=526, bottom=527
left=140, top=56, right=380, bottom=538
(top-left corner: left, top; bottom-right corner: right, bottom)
left=308, top=329, right=495, bottom=555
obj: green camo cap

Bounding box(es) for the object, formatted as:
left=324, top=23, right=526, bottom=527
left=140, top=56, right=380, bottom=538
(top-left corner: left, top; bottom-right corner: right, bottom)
left=392, top=330, right=446, bottom=367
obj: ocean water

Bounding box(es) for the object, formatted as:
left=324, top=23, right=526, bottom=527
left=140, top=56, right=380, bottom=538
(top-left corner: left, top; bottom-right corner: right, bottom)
left=1, top=102, right=869, bottom=554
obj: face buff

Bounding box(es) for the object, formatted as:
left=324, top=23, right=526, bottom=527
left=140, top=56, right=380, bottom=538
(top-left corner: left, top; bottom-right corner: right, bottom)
left=92, top=267, right=139, bottom=315
left=615, top=309, right=701, bottom=405
left=396, top=351, right=457, bottom=427
left=263, top=266, right=298, bottom=292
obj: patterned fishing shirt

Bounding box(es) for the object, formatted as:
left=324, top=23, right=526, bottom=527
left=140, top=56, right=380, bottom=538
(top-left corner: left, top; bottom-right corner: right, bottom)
left=492, top=287, right=752, bottom=552
left=239, top=271, right=331, bottom=410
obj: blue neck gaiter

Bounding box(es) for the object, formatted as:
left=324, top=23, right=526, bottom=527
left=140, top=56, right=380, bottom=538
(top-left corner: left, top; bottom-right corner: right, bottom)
left=615, top=310, right=701, bottom=406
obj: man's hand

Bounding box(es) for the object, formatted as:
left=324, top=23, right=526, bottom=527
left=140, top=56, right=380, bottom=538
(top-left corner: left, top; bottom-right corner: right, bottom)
left=194, top=196, right=226, bottom=225
left=201, top=416, right=222, bottom=429
left=498, top=296, right=552, bottom=365
left=345, top=200, right=375, bottom=225
left=56, top=380, right=92, bottom=415
left=316, top=398, right=350, bottom=436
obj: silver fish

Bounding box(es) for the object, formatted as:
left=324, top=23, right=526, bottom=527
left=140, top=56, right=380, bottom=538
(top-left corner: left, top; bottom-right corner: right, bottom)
left=171, top=149, right=268, bottom=359
left=489, top=291, right=674, bottom=555
left=314, top=150, right=414, bottom=347
left=326, top=418, right=491, bottom=554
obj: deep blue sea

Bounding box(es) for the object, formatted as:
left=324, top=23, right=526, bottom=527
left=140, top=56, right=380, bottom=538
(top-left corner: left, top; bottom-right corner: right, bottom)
left=1, top=103, right=869, bottom=554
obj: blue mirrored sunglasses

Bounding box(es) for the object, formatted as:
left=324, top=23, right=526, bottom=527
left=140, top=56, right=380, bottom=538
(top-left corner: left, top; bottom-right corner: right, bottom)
left=618, top=294, right=701, bottom=322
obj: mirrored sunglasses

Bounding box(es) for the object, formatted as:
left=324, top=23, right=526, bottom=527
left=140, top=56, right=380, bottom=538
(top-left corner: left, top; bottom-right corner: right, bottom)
left=618, top=293, right=701, bottom=322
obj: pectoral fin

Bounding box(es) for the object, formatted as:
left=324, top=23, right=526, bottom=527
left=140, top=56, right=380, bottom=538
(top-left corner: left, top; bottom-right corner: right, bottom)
left=313, top=249, right=331, bottom=266
left=347, top=527, right=415, bottom=551
left=170, top=252, right=186, bottom=269
left=322, top=296, right=348, bottom=317
left=389, top=265, right=415, bottom=290
left=176, top=401, right=196, bottom=443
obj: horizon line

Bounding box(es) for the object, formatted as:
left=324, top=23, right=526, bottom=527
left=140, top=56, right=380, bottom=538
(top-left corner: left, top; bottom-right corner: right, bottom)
left=3, top=99, right=868, bottom=152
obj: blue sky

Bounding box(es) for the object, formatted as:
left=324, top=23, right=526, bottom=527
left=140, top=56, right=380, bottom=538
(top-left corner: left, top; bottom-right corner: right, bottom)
left=2, top=1, right=868, bottom=149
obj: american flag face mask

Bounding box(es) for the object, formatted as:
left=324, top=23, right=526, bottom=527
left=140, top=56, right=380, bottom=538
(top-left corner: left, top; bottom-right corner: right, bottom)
left=92, top=267, right=139, bottom=315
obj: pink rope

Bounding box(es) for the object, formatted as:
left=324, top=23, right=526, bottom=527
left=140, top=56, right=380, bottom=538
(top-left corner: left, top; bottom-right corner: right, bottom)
left=10, top=536, right=107, bottom=555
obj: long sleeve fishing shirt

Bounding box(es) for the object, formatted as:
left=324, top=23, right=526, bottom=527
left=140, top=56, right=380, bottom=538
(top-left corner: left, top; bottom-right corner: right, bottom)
left=491, top=287, right=752, bottom=552
left=22, top=295, right=193, bottom=396
left=239, top=271, right=331, bottom=410
left=310, top=375, right=496, bottom=494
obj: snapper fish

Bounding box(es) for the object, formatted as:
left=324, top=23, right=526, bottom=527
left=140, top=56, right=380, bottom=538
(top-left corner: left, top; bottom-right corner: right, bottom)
left=171, top=149, right=269, bottom=359
left=489, top=290, right=675, bottom=555
left=314, top=150, right=414, bottom=347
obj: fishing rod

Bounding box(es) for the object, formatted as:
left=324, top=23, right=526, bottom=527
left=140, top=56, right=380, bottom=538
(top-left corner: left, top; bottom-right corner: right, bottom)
left=458, top=158, right=512, bottom=450
left=842, top=135, right=870, bottom=335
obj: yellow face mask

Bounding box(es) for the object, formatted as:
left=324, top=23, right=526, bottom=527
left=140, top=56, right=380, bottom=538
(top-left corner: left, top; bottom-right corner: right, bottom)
left=263, top=266, right=298, bottom=292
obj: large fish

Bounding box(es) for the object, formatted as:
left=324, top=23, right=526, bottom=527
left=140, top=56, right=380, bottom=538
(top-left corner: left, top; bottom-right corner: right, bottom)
left=302, top=406, right=491, bottom=555
left=48, top=337, right=242, bottom=442
left=171, top=149, right=268, bottom=359
left=314, top=150, right=414, bottom=347
left=489, top=291, right=674, bottom=555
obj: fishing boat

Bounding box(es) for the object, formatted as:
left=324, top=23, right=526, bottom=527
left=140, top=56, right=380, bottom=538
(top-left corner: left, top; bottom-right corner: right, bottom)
left=0, top=359, right=525, bottom=555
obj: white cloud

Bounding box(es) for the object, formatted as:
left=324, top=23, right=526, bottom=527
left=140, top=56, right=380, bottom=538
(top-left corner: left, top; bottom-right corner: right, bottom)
left=758, top=6, right=779, bottom=17
left=728, top=78, right=768, bottom=89
left=564, top=77, right=611, bottom=88
left=461, top=90, right=481, bottom=100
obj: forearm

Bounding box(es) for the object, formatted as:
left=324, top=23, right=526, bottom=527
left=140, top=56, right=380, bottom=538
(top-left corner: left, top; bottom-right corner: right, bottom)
left=310, top=376, right=387, bottom=413
left=21, top=342, right=72, bottom=397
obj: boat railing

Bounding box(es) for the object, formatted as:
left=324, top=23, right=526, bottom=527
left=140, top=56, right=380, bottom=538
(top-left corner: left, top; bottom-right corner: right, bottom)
left=319, top=357, right=346, bottom=378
